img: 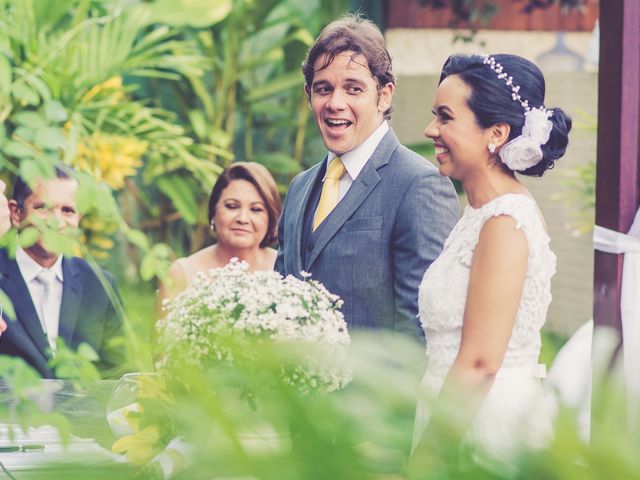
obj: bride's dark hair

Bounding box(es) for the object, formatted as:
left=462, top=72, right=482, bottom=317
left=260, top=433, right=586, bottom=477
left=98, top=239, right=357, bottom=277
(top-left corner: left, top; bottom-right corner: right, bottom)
left=439, top=54, right=572, bottom=177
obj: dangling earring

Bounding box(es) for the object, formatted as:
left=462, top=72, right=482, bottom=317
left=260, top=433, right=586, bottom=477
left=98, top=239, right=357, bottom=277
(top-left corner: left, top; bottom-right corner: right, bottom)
left=209, top=219, right=216, bottom=233
left=488, top=143, right=496, bottom=154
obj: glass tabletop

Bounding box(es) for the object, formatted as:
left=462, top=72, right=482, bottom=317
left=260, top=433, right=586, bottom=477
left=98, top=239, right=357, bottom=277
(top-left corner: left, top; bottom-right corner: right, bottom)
left=0, top=379, right=130, bottom=475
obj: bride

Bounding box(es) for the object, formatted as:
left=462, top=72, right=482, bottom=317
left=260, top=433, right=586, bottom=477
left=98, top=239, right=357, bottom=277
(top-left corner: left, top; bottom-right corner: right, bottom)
left=411, top=53, right=571, bottom=463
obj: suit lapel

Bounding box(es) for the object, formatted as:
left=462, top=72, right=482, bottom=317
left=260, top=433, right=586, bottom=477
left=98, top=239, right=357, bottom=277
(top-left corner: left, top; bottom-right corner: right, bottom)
left=0, top=252, right=49, bottom=359
left=307, top=129, right=400, bottom=270
left=289, top=161, right=325, bottom=274
left=59, top=257, right=82, bottom=347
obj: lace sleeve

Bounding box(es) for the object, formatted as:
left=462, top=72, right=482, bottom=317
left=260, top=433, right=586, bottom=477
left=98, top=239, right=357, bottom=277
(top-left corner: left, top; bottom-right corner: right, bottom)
left=457, top=194, right=549, bottom=268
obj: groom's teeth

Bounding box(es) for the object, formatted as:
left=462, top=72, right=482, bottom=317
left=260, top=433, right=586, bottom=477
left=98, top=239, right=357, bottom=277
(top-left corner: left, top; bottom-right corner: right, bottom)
left=327, top=119, right=350, bottom=126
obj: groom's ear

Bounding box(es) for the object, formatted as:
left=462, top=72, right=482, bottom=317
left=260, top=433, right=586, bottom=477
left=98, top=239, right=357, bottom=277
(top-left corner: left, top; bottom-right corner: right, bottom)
left=490, top=123, right=511, bottom=148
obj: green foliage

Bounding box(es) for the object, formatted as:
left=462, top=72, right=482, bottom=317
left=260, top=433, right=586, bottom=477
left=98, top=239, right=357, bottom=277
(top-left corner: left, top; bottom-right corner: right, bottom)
left=552, top=109, right=597, bottom=236
left=0, top=356, right=71, bottom=442
left=49, top=340, right=102, bottom=383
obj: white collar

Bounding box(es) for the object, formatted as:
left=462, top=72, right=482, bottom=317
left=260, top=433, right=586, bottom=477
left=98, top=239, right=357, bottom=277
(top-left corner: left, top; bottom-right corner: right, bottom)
left=326, top=121, right=389, bottom=181
left=15, top=247, right=64, bottom=283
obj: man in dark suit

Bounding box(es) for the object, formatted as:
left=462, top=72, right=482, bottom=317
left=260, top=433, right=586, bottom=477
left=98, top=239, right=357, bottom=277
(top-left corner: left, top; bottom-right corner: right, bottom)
left=275, top=15, right=459, bottom=338
left=0, top=167, right=123, bottom=378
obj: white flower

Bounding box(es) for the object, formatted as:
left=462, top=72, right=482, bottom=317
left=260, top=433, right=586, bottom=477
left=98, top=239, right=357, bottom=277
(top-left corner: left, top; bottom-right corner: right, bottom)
left=156, top=259, right=351, bottom=394
left=499, top=136, right=543, bottom=171
left=522, top=108, right=553, bottom=145
left=499, top=108, right=552, bottom=172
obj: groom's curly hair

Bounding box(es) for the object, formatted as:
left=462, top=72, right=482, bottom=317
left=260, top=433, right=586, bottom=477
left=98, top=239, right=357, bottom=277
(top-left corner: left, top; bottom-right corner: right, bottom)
left=302, top=14, right=395, bottom=119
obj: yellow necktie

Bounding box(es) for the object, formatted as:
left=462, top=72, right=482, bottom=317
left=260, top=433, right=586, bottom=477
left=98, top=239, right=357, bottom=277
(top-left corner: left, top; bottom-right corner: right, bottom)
left=313, top=157, right=346, bottom=230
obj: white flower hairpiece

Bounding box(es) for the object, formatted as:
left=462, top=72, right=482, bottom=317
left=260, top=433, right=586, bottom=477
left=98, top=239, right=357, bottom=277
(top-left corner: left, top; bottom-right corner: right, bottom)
left=481, top=54, right=554, bottom=171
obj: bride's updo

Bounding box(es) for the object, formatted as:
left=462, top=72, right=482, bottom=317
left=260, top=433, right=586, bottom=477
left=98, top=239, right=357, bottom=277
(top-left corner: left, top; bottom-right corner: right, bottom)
left=439, top=54, right=572, bottom=177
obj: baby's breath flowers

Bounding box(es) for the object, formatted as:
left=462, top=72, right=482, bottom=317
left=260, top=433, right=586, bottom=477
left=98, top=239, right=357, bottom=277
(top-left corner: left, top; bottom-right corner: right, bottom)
left=157, top=259, right=351, bottom=394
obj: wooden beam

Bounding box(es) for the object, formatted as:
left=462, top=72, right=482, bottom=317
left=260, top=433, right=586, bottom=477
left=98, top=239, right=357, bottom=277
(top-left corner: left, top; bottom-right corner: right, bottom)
left=594, top=0, right=640, bottom=336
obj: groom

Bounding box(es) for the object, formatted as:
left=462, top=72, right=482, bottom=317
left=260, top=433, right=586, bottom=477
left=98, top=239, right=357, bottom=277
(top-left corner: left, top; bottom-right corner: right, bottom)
left=275, top=15, right=459, bottom=337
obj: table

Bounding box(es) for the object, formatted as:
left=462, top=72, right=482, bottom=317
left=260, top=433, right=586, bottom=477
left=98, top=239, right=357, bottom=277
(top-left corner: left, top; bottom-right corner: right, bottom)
left=0, top=379, right=134, bottom=478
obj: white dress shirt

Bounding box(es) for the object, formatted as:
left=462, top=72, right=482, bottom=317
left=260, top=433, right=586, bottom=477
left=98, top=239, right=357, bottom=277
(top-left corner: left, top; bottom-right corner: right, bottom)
left=16, top=247, right=63, bottom=350
left=324, top=121, right=389, bottom=201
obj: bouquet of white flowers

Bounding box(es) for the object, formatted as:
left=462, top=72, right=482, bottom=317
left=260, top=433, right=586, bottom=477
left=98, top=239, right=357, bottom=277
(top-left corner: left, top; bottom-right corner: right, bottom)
left=156, top=259, right=351, bottom=394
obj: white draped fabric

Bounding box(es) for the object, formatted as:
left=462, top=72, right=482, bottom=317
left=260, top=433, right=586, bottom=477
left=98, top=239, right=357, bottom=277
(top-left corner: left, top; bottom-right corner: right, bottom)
left=593, top=206, right=640, bottom=425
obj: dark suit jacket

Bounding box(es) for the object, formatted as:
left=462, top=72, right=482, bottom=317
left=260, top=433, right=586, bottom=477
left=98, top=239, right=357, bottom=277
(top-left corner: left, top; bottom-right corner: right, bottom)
left=0, top=249, right=124, bottom=378
left=275, top=128, right=459, bottom=338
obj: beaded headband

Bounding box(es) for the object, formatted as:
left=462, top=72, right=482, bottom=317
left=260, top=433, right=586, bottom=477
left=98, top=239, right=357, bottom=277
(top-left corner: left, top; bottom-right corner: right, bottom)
left=481, top=54, right=552, bottom=117
left=480, top=54, right=554, bottom=171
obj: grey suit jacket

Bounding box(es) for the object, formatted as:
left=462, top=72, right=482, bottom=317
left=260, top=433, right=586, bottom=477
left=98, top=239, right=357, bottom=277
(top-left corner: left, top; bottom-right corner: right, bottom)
left=0, top=249, right=124, bottom=378
left=275, top=128, right=459, bottom=338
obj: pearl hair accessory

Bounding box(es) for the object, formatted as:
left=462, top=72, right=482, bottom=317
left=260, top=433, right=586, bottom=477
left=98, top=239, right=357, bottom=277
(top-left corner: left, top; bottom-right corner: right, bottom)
left=481, top=54, right=554, bottom=171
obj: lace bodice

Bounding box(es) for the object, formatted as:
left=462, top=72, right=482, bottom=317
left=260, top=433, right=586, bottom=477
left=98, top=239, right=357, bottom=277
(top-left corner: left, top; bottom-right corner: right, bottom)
left=418, top=193, right=556, bottom=373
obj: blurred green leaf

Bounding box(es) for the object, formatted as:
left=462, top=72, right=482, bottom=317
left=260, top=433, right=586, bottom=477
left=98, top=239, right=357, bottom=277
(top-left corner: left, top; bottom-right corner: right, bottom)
left=254, top=153, right=299, bottom=175
left=35, top=126, right=67, bottom=150
left=245, top=70, right=302, bottom=102
left=50, top=339, right=101, bottom=382
left=143, top=0, right=232, bottom=27
left=0, top=289, right=16, bottom=320
left=77, top=342, right=100, bottom=362
left=151, top=242, right=172, bottom=259
left=140, top=251, right=157, bottom=281
left=43, top=100, right=68, bottom=123
left=42, top=228, right=77, bottom=257
left=3, top=140, right=34, bottom=158
left=12, top=81, right=40, bottom=105
left=13, top=125, right=37, bottom=143
left=188, top=109, right=208, bottom=139
left=0, top=356, right=42, bottom=391
left=126, top=228, right=151, bottom=251
left=14, top=111, right=47, bottom=128
left=19, top=158, right=55, bottom=185
left=157, top=175, right=199, bottom=225
left=17, top=227, right=40, bottom=248
left=32, top=0, right=77, bottom=29
left=75, top=177, right=98, bottom=214
left=0, top=54, right=11, bottom=94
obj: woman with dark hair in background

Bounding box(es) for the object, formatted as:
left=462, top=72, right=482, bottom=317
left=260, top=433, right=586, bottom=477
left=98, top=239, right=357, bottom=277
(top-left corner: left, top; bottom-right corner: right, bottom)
left=158, top=162, right=282, bottom=303
left=412, top=53, right=571, bottom=461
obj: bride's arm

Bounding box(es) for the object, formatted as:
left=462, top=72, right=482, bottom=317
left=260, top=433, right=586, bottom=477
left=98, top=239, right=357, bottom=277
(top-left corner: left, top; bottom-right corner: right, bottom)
left=412, top=215, right=528, bottom=461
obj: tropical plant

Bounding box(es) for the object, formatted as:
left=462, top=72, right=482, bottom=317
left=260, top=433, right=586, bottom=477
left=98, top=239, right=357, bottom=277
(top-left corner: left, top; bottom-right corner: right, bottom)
left=136, top=0, right=348, bottom=255
left=0, top=0, right=212, bottom=278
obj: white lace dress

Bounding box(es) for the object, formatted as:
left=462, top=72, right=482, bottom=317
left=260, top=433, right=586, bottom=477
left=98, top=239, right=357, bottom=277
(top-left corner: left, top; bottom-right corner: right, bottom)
left=412, top=193, right=556, bottom=457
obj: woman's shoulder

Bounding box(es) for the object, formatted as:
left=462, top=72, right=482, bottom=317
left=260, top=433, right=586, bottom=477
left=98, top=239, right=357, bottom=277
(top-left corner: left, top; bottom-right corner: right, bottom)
left=471, top=193, right=543, bottom=231
left=260, top=247, right=278, bottom=270
left=171, top=247, right=217, bottom=279
left=455, top=193, right=548, bottom=260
